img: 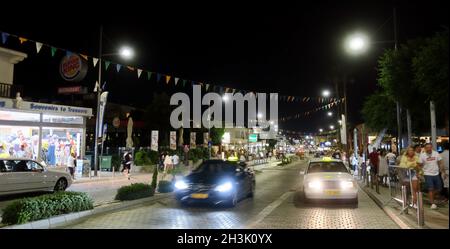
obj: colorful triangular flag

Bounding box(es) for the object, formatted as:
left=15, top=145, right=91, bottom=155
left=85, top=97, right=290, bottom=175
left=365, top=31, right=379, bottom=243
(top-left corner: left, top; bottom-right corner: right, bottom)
left=182, top=80, right=186, bottom=87
left=175, top=77, right=180, bottom=85
left=137, top=69, right=142, bottom=78
left=93, top=81, right=100, bottom=92
left=205, top=84, right=210, bottom=91
left=18, top=37, right=28, bottom=44
left=165, top=75, right=171, bottom=84
left=51, top=47, right=57, bottom=57
left=127, top=66, right=135, bottom=71
left=35, top=42, right=43, bottom=53
left=1, top=32, right=9, bottom=44
left=93, top=57, right=99, bottom=67
left=147, top=71, right=153, bottom=80
left=157, top=73, right=162, bottom=82
left=80, top=54, right=89, bottom=61
left=105, top=61, right=111, bottom=70
left=116, top=64, right=122, bottom=72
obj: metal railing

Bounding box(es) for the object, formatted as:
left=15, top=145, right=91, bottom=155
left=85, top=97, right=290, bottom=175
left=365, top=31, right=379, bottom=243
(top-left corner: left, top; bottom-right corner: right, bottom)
left=0, top=82, right=23, bottom=98
left=386, top=165, right=425, bottom=227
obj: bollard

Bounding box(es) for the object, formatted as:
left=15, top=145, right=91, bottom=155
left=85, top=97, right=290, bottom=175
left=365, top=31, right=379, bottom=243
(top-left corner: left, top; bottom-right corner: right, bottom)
left=417, top=192, right=425, bottom=227
left=401, top=185, right=408, bottom=214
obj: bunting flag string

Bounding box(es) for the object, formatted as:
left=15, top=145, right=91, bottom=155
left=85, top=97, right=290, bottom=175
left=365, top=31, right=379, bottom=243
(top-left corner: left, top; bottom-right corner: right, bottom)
left=0, top=29, right=341, bottom=105
left=279, top=98, right=345, bottom=122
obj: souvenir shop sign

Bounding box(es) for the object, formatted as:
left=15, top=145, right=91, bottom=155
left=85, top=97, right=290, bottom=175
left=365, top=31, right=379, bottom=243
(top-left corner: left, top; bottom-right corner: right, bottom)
left=0, top=97, right=92, bottom=117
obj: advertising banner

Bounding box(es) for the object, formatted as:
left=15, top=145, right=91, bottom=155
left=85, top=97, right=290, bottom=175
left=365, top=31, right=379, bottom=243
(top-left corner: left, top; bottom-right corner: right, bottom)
left=151, top=130, right=159, bottom=151
left=170, top=131, right=177, bottom=150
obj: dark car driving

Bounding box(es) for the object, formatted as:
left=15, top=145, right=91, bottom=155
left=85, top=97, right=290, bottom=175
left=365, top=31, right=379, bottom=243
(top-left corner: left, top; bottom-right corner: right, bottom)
left=174, top=160, right=255, bottom=207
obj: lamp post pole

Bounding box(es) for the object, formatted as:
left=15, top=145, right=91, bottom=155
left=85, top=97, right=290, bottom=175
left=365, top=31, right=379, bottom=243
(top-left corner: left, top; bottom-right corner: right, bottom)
left=94, top=25, right=103, bottom=177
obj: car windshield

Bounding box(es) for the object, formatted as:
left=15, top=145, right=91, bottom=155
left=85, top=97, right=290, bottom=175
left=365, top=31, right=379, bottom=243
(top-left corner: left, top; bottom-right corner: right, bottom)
left=193, top=162, right=236, bottom=175
left=308, top=162, right=348, bottom=173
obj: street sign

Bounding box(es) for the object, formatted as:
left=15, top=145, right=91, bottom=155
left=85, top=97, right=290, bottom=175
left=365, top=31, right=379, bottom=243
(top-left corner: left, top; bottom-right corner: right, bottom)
left=249, top=133, right=258, bottom=143
left=57, top=86, right=87, bottom=94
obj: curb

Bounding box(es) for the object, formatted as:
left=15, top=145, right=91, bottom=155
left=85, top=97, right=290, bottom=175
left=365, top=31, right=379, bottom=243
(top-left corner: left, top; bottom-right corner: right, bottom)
left=72, top=174, right=153, bottom=185
left=1, top=193, right=173, bottom=229
left=358, top=182, right=416, bottom=229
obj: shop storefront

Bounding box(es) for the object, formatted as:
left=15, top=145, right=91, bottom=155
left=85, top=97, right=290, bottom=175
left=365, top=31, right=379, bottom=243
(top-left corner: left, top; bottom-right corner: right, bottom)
left=0, top=97, right=92, bottom=168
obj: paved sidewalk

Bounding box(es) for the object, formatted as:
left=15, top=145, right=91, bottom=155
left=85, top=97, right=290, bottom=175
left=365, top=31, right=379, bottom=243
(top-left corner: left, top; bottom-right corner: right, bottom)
left=359, top=181, right=449, bottom=229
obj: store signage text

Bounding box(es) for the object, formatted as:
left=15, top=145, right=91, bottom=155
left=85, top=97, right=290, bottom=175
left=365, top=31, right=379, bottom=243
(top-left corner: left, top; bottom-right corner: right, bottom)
left=29, top=103, right=89, bottom=115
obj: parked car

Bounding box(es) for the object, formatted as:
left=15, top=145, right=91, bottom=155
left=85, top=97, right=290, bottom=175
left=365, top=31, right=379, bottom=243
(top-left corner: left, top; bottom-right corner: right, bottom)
left=0, top=158, right=72, bottom=196
left=174, top=159, right=255, bottom=207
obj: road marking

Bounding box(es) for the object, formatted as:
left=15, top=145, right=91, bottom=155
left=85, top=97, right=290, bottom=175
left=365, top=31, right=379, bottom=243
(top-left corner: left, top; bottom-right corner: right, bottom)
left=242, top=191, right=293, bottom=228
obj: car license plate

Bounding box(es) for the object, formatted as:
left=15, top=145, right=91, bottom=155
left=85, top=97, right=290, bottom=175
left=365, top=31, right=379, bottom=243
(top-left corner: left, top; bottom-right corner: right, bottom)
left=190, top=193, right=209, bottom=199
left=324, top=190, right=340, bottom=196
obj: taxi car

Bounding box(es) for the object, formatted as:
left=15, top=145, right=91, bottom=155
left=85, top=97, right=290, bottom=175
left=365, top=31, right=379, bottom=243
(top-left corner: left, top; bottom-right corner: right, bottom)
left=0, top=158, right=72, bottom=196
left=303, top=157, right=358, bottom=205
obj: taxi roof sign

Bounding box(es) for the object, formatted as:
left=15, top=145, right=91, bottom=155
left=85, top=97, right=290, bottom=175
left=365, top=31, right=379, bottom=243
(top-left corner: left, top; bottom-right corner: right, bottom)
left=322, top=157, right=333, bottom=161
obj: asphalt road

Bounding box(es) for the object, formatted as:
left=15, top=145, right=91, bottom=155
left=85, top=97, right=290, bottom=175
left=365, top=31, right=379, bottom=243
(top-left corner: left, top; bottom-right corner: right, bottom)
left=63, top=160, right=400, bottom=229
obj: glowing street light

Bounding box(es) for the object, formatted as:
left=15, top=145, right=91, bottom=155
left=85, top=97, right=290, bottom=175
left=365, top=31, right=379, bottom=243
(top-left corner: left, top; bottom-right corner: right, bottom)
left=322, top=89, right=331, bottom=97
left=327, top=112, right=333, bottom=117
left=119, top=46, right=134, bottom=60
left=319, top=128, right=323, bottom=132
left=257, top=113, right=263, bottom=119
left=344, top=32, right=369, bottom=56
left=222, top=95, right=229, bottom=101
left=329, top=125, right=335, bottom=130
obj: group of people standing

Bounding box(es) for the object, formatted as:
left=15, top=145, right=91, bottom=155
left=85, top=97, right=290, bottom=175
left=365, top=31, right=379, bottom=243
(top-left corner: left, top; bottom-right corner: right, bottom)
left=364, top=143, right=449, bottom=210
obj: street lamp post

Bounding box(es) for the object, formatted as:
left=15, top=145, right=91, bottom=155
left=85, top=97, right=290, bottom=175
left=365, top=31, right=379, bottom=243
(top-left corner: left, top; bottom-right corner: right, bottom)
left=93, top=25, right=103, bottom=177
left=93, top=25, right=134, bottom=177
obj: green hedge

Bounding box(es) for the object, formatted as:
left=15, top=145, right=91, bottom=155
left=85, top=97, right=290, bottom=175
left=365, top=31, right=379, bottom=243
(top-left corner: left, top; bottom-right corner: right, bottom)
left=1, top=191, right=93, bottom=225
left=115, top=183, right=155, bottom=201
left=134, top=150, right=160, bottom=166
left=190, top=147, right=209, bottom=163
left=157, top=180, right=174, bottom=193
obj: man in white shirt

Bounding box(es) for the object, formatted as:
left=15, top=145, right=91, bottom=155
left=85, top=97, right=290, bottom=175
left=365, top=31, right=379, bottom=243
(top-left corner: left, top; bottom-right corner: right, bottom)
left=420, top=143, right=448, bottom=209
left=440, top=143, right=449, bottom=200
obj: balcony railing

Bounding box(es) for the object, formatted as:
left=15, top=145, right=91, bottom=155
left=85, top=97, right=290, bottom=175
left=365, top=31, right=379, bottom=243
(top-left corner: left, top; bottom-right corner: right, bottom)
left=0, top=82, right=23, bottom=98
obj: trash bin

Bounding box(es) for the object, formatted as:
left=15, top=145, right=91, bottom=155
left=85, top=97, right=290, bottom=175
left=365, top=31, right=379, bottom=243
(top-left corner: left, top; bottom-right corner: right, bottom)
left=99, top=156, right=112, bottom=171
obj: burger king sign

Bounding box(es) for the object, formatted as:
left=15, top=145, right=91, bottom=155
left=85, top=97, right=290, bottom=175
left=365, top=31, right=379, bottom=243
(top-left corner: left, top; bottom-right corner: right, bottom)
left=59, top=54, right=88, bottom=82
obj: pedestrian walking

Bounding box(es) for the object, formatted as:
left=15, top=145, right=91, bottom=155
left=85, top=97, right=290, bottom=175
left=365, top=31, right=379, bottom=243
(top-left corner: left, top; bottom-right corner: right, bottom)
left=378, top=150, right=389, bottom=186
left=368, top=148, right=380, bottom=193
left=172, top=153, right=180, bottom=167
left=67, top=152, right=76, bottom=180
left=399, top=146, right=421, bottom=206
left=122, top=152, right=132, bottom=180
left=440, top=142, right=449, bottom=200
left=420, top=143, right=447, bottom=209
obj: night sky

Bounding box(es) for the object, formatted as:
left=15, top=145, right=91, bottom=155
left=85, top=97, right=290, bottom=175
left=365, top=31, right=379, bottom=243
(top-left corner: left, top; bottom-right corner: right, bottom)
left=0, top=0, right=447, bottom=133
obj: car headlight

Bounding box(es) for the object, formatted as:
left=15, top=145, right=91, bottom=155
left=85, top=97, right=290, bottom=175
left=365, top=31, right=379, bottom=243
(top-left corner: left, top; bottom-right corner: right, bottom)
left=307, top=180, right=322, bottom=190
left=340, top=181, right=354, bottom=189
left=174, top=180, right=189, bottom=190
left=215, top=182, right=233, bottom=192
